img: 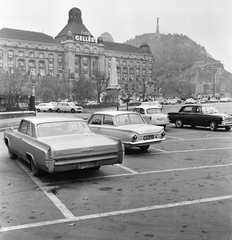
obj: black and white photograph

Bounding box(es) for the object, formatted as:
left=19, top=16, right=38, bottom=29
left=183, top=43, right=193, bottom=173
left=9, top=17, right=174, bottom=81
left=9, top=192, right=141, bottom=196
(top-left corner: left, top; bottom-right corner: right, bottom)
left=0, top=0, right=232, bottom=239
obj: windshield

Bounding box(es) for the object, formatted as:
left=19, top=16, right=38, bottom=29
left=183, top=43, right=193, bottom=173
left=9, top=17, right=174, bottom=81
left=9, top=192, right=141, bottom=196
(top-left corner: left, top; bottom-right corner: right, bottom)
left=116, top=113, right=145, bottom=126
left=146, top=108, right=162, bottom=114
left=37, top=121, right=92, bottom=138
left=202, top=106, right=219, bottom=114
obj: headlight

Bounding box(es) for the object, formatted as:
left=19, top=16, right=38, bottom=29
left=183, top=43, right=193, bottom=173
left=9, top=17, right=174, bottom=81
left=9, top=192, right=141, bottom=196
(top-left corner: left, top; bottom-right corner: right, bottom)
left=161, top=131, right=166, bottom=138
left=132, top=134, right=138, bottom=140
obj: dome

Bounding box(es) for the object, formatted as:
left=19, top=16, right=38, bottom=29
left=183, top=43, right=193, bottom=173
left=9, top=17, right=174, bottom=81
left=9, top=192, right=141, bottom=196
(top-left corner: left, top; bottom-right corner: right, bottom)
left=100, top=32, right=114, bottom=42
left=68, top=8, right=82, bottom=23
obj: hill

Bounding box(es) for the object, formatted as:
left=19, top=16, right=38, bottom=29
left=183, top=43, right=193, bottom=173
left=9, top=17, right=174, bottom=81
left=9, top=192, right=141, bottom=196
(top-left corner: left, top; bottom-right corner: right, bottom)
left=124, top=33, right=232, bottom=98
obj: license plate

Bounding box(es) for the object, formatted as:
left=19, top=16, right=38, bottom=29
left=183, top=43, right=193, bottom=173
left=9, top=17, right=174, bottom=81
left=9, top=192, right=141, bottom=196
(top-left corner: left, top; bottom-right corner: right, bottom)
left=143, top=135, right=154, bottom=140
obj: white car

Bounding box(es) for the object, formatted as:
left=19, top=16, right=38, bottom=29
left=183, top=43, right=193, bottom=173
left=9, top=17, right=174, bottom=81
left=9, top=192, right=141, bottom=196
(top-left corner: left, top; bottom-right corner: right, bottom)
left=184, top=98, right=197, bottom=104
left=140, top=101, right=163, bottom=110
left=133, top=105, right=169, bottom=129
left=55, top=102, right=83, bottom=113
left=35, top=103, right=56, bottom=112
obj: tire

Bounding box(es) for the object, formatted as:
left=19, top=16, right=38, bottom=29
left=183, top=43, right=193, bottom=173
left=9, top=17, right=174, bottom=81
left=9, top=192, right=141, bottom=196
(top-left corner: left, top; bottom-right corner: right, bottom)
left=209, top=121, right=217, bottom=131
left=139, top=145, right=150, bottom=151
left=175, top=119, right=183, bottom=128
left=30, top=159, right=43, bottom=177
left=37, top=109, right=40, bottom=112
left=71, top=109, right=75, bottom=113
left=57, top=109, right=61, bottom=113
left=49, top=109, right=52, bottom=112
left=225, top=126, right=231, bottom=131
left=8, top=147, right=17, bottom=160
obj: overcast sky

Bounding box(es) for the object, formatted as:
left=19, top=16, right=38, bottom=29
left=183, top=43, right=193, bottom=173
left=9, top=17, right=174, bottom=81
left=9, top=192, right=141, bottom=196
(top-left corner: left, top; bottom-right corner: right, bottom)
left=1, top=0, right=231, bottom=72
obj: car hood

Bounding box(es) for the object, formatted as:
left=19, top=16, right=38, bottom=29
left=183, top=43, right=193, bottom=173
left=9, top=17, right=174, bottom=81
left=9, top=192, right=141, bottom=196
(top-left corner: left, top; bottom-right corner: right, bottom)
left=40, top=133, right=118, bottom=155
left=116, top=124, right=164, bottom=134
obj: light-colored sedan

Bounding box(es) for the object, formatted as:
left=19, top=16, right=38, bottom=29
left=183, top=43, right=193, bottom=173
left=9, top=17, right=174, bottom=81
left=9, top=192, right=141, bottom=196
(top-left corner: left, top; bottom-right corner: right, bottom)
left=35, top=103, right=56, bottom=112
left=133, top=106, right=169, bottom=129
left=4, top=117, right=124, bottom=176
left=87, top=111, right=166, bottom=151
left=54, top=102, right=83, bottom=113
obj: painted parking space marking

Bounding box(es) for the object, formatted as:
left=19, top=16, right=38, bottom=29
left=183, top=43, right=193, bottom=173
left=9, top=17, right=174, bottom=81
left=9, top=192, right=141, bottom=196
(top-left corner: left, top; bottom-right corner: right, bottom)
left=165, top=135, right=232, bottom=142
left=16, top=160, right=75, bottom=219
left=166, top=135, right=185, bottom=140
left=115, top=164, right=138, bottom=174
left=1, top=194, right=232, bottom=233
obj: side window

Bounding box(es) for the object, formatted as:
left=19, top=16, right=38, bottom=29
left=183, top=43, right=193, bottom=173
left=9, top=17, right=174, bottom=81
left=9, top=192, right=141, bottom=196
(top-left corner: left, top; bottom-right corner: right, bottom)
left=19, top=121, right=31, bottom=136
left=89, top=114, right=103, bottom=125
left=133, top=108, right=140, bottom=113
left=182, top=106, right=192, bottom=113
left=103, top=115, right=114, bottom=125
left=140, top=108, right=145, bottom=114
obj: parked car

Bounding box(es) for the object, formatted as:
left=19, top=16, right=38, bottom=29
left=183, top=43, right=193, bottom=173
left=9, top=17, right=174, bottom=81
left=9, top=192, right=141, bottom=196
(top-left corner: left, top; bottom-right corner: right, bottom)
left=35, top=103, right=56, bottom=112
left=168, top=104, right=232, bottom=131
left=219, top=97, right=229, bottom=102
left=55, top=102, right=83, bottom=113
left=133, top=105, right=169, bottom=129
left=87, top=111, right=166, bottom=151
left=140, top=101, right=163, bottom=110
left=165, top=98, right=178, bottom=105
left=3, top=117, right=124, bottom=176
left=209, top=97, right=218, bottom=103
left=128, top=100, right=141, bottom=106
left=184, top=98, right=197, bottom=104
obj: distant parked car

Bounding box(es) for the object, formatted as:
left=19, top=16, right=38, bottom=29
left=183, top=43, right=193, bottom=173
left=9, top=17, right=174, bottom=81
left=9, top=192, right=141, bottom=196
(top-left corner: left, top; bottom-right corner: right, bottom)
left=165, top=99, right=178, bottom=105
left=168, top=104, right=232, bottom=131
left=128, top=100, right=141, bottom=106
left=87, top=111, right=166, bottom=151
left=219, top=97, right=229, bottom=102
left=36, top=103, right=56, bottom=112
left=209, top=97, right=218, bottom=103
left=54, top=102, right=83, bottom=113
left=3, top=117, right=124, bottom=176
left=140, top=101, right=163, bottom=110
left=184, top=98, right=197, bottom=104
left=133, top=105, right=169, bottom=129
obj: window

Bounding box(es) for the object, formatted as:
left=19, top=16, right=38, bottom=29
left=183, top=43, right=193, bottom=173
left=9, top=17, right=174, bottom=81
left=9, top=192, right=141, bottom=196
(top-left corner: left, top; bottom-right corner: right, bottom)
left=29, top=52, right=35, bottom=58
left=89, top=114, right=103, bottom=125
left=0, top=49, right=3, bottom=57
left=84, top=47, right=89, bottom=53
left=48, top=54, right=54, bottom=61
left=19, top=121, right=31, bottom=136
left=58, top=55, right=63, bottom=62
left=8, top=60, right=14, bottom=67
left=18, top=51, right=24, bottom=57
left=8, top=50, right=14, bottom=58
left=103, top=115, right=114, bottom=125
left=39, top=53, right=44, bottom=58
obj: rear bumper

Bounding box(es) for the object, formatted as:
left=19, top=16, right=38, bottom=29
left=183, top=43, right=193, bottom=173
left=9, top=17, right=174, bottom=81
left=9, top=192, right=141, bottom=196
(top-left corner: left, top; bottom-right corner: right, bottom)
left=46, top=152, right=123, bottom=173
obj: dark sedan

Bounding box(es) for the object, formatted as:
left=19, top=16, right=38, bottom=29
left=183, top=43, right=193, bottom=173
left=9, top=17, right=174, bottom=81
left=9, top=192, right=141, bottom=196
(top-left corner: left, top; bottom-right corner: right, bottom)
left=168, top=104, right=232, bottom=131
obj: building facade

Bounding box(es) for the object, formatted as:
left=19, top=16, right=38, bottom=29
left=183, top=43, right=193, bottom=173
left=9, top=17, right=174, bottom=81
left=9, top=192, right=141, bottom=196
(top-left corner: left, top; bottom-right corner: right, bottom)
left=0, top=7, right=154, bottom=99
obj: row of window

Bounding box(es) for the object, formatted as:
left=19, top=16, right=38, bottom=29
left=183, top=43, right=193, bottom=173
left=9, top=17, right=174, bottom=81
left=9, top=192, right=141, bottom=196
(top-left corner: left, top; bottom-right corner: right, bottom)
left=0, top=49, right=63, bottom=62
left=108, top=59, right=152, bottom=70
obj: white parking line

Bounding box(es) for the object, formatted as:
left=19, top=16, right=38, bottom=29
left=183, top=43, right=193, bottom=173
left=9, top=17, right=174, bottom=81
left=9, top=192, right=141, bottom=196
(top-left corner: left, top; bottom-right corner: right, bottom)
left=165, top=136, right=232, bottom=142
left=1, top=194, right=232, bottom=232
left=16, top=160, right=75, bottom=220
left=166, top=135, right=185, bottom=140
left=115, top=164, right=138, bottom=173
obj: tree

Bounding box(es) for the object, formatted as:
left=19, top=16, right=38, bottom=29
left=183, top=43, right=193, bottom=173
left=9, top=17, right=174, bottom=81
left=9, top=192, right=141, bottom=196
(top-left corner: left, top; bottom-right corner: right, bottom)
left=72, top=75, right=93, bottom=103
left=0, top=68, right=31, bottom=96
left=91, top=70, right=108, bottom=103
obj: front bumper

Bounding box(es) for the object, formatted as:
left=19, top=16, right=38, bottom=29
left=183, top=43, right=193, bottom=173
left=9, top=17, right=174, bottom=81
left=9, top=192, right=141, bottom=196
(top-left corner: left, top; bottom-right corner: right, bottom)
left=124, top=137, right=166, bottom=147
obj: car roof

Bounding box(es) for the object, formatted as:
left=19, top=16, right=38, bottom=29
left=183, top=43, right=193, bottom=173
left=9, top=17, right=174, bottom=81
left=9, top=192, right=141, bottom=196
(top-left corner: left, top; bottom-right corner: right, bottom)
left=21, top=117, right=84, bottom=125
left=134, top=105, right=160, bottom=109
left=92, top=110, right=137, bottom=116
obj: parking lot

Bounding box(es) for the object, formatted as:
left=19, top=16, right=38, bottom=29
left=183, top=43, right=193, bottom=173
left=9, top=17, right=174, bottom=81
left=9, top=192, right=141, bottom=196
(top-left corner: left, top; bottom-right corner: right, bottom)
left=1, top=114, right=232, bottom=239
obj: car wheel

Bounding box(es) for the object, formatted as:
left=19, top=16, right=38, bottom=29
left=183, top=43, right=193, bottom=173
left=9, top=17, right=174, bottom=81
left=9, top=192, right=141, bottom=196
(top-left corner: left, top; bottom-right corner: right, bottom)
left=30, top=159, right=43, bottom=177
left=209, top=121, right=217, bottom=131
left=49, top=109, right=52, bottom=112
left=139, top=145, right=150, bottom=151
left=225, top=126, right=231, bottom=131
left=175, top=119, right=183, bottom=128
left=37, top=109, right=40, bottom=112
left=8, top=147, right=17, bottom=159
left=71, top=109, right=75, bottom=113
left=57, top=109, right=61, bottom=113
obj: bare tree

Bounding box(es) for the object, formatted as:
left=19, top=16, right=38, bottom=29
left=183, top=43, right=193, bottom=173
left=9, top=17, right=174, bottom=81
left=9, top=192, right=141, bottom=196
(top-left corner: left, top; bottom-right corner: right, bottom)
left=92, top=70, right=108, bottom=103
